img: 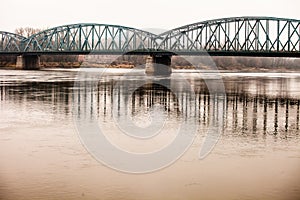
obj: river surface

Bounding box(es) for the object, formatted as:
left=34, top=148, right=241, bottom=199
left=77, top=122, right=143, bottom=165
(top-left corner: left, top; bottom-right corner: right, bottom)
left=0, top=69, right=300, bottom=200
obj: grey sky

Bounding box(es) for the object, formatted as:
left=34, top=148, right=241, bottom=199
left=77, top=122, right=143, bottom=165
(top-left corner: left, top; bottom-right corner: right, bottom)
left=1, top=0, right=300, bottom=33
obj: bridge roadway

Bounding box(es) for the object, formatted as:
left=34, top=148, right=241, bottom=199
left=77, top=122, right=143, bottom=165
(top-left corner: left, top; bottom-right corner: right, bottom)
left=0, top=16, right=300, bottom=73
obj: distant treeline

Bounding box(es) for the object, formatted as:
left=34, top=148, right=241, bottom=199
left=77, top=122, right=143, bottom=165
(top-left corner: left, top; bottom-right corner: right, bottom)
left=0, top=55, right=80, bottom=68
left=171, top=56, right=300, bottom=71
left=0, top=55, right=17, bottom=67
left=112, top=55, right=300, bottom=71
left=1, top=54, right=300, bottom=71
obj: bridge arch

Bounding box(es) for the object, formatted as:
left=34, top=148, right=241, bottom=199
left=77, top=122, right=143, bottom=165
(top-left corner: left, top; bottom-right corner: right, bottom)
left=157, top=17, right=300, bottom=56
left=0, top=31, right=26, bottom=53
left=22, top=23, right=159, bottom=54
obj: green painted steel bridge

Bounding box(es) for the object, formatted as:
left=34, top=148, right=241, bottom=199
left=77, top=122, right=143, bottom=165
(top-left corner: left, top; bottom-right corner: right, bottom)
left=1, top=16, right=300, bottom=57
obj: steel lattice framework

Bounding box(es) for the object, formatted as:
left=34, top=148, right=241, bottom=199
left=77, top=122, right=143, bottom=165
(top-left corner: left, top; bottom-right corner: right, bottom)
left=21, top=24, right=158, bottom=54
left=0, top=17, right=300, bottom=56
left=0, top=31, right=26, bottom=53
left=157, top=17, right=300, bottom=56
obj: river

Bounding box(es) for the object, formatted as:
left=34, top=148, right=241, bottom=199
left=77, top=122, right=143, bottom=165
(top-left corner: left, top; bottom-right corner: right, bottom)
left=0, top=69, right=300, bottom=200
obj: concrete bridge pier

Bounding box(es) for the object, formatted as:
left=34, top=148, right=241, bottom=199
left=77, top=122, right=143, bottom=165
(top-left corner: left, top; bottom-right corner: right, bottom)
left=145, top=55, right=172, bottom=76
left=16, top=55, right=40, bottom=70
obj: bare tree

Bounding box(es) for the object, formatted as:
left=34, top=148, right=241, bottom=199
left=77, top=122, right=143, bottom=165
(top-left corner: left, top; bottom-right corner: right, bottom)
left=15, top=27, right=43, bottom=37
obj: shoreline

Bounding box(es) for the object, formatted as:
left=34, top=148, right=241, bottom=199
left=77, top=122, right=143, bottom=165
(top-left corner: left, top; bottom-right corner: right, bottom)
left=1, top=60, right=300, bottom=73
left=1, top=66, right=300, bottom=73
left=1, top=66, right=300, bottom=74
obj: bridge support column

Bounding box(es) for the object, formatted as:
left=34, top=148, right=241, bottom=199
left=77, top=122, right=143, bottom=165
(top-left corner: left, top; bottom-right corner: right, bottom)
left=145, top=55, right=172, bottom=76
left=16, top=55, right=40, bottom=70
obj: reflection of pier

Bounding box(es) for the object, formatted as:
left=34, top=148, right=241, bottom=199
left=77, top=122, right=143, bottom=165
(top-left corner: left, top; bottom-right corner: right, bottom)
left=1, top=77, right=299, bottom=136
left=131, top=83, right=180, bottom=115
left=226, top=94, right=300, bottom=135
left=68, top=79, right=300, bottom=135
left=0, top=81, right=73, bottom=117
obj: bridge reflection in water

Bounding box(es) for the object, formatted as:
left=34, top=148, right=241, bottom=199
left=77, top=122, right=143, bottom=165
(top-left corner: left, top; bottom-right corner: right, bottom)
left=1, top=75, right=299, bottom=136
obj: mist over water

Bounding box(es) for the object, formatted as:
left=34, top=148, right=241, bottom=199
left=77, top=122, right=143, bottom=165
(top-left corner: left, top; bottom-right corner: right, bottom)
left=0, top=69, right=300, bottom=199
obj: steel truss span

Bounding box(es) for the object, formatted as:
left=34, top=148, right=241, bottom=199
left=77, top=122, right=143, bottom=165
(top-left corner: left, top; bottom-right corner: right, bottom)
left=22, top=24, right=158, bottom=54
left=0, top=17, right=300, bottom=56
left=157, top=17, right=300, bottom=56
left=0, top=32, right=26, bottom=53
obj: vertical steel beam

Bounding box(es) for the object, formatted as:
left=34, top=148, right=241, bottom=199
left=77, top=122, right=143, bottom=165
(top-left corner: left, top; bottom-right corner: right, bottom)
left=105, top=26, right=108, bottom=50
left=288, top=21, right=291, bottom=51
left=119, top=28, right=121, bottom=51
left=92, top=25, right=95, bottom=50
left=255, top=20, right=258, bottom=50
left=277, top=20, right=280, bottom=51
left=79, top=25, right=82, bottom=51
left=205, top=25, right=208, bottom=50
left=67, top=27, right=70, bottom=50
left=266, top=20, right=269, bottom=51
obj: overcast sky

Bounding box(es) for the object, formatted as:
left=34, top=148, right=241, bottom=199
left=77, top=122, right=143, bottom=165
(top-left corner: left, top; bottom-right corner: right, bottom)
left=1, top=0, right=300, bottom=33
